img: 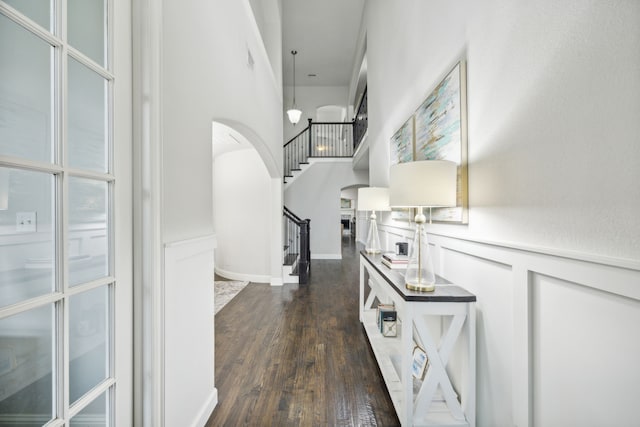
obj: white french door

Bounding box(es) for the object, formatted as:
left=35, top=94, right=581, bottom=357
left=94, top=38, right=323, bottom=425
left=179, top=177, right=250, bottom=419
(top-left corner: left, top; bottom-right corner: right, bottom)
left=0, top=0, right=132, bottom=425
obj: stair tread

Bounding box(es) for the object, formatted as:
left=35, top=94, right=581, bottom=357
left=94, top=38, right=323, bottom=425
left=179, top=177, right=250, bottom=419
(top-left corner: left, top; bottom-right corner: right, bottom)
left=283, top=253, right=299, bottom=266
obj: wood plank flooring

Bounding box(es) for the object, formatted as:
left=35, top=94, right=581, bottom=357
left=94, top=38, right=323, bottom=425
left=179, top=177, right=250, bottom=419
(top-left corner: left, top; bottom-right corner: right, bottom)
left=207, top=236, right=399, bottom=426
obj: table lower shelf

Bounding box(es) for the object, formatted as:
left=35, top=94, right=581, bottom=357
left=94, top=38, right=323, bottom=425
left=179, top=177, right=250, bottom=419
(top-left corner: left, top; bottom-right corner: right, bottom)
left=361, top=310, right=468, bottom=427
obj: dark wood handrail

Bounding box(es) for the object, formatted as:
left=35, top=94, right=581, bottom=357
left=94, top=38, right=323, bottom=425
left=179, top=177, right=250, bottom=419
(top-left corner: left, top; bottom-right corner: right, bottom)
left=284, top=124, right=311, bottom=148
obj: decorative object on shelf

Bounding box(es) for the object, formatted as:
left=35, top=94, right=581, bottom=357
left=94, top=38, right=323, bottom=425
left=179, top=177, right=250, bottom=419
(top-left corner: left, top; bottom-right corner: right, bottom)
left=390, top=160, right=457, bottom=291
left=376, top=302, right=395, bottom=334
left=381, top=310, right=397, bottom=337
left=395, top=242, right=408, bottom=256
left=286, top=50, right=302, bottom=125
left=414, top=61, right=468, bottom=223
left=412, top=345, right=429, bottom=380
left=357, top=187, right=390, bottom=254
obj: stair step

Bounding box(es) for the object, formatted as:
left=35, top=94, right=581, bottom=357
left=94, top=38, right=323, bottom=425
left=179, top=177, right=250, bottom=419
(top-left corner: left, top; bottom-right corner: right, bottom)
left=283, top=253, right=299, bottom=266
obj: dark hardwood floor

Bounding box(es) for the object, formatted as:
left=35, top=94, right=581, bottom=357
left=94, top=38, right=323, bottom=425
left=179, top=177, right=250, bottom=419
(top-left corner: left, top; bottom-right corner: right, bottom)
left=207, top=235, right=399, bottom=426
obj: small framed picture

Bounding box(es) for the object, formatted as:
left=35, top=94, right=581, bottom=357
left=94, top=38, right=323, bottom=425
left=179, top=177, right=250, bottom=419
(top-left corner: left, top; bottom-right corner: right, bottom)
left=412, top=345, right=429, bottom=379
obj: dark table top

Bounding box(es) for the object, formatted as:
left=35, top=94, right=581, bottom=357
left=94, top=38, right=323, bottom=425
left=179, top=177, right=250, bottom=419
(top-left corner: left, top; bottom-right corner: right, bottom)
left=360, top=250, right=476, bottom=303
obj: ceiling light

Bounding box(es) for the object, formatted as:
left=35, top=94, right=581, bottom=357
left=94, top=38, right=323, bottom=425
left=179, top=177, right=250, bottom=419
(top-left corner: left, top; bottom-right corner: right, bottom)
left=286, top=50, right=302, bottom=125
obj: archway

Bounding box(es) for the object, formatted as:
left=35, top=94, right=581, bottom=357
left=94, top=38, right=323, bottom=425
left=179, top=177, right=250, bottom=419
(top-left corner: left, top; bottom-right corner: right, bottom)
left=212, top=121, right=283, bottom=285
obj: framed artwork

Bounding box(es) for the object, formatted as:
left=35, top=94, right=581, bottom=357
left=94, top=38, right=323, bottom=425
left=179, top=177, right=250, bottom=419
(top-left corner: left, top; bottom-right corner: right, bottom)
left=391, top=208, right=413, bottom=222
left=340, top=198, right=351, bottom=209
left=390, top=116, right=414, bottom=165
left=414, top=61, right=468, bottom=224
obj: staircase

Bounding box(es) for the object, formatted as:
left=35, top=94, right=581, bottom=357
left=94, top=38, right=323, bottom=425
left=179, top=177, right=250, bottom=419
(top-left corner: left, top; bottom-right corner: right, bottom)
left=283, top=206, right=310, bottom=284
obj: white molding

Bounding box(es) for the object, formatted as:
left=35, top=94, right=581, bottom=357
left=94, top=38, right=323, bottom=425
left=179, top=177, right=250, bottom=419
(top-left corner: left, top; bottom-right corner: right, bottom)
left=379, top=223, right=640, bottom=273
left=311, top=253, right=343, bottom=260
left=376, top=223, right=640, bottom=425
left=270, top=277, right=284, bottom=286
left=190, top=389, right=218, bottom=427
left=215, top=267, right=269, bottom=284
left=164, top=235, right=216, bottom=427
left=132, top=0, right=165, bottom=423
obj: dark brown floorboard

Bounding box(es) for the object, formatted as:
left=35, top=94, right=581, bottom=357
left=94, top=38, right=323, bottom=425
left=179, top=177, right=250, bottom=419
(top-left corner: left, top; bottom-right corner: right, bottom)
left=207, top=235, right=399, bottom=426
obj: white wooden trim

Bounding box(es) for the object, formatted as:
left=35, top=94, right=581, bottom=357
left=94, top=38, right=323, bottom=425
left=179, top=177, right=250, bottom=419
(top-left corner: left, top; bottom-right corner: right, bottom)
left=215, top=267, right=268, bottom=284
left=376, top=222, right=640, bottom=425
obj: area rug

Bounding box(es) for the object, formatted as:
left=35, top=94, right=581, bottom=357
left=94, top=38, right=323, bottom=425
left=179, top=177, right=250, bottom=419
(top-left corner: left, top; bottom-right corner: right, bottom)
left=214, top=280, right=249, bottom=315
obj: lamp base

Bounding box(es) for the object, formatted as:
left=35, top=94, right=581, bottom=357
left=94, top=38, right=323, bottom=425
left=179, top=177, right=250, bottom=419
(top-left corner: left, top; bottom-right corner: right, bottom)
left=405, top=281, right=436, bottom=292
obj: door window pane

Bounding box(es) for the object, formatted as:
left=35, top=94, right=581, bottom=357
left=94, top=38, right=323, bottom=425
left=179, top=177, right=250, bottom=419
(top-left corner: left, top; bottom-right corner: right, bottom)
left=0, top=14, right=53, bottom=163
left=68, top=58, right=108, bottom=173
left=68, top=0, right=106, bottom=66
left=0, top=305, right=54, bottom=425
left=70, top=390, right=108, bottom=426
left=2, top=0, right=52, bottom=31
left=0, top=168, right=55, bottom=309
left=68, top=177, right=108, bottom=286
left=69, top=286, right=108, bottom=403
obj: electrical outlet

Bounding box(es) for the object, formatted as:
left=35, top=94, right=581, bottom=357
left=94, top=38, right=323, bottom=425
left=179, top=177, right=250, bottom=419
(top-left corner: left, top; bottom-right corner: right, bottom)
left=16, top=211, right=37, bottom=233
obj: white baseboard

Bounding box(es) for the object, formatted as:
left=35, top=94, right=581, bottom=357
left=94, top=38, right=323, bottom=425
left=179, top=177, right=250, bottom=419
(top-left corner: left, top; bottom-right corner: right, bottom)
left=311, top=253, right=342, bottom=260
left=191, top=388, right=218, bottom=427
left=270, top=277, right=284, bottom=286
left=215, top=267, right=270, bottom=284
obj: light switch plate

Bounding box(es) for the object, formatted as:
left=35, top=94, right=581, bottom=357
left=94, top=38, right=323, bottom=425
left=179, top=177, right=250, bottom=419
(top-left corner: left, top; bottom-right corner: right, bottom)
left=16, top=211, right=37, bottom=232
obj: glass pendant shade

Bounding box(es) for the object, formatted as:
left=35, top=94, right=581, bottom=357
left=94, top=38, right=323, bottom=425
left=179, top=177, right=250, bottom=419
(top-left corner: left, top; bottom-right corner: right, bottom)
left=287, top=108, right=302, bottom=125
left=389, top=160, right=457, bottom=292
left=357, top=187, right=390, bottom=254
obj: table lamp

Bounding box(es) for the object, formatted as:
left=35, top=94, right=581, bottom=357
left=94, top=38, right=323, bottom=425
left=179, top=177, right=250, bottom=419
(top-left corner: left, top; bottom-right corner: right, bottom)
left=357, top=187, right=390, bottom=254
left=389, top=160, right=457, bottom=291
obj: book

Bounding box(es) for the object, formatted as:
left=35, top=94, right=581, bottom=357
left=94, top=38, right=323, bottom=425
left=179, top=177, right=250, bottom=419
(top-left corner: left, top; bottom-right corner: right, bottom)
left=382, top=258, right=408, bottom=270
left=382, top=253, right=409, bottom=263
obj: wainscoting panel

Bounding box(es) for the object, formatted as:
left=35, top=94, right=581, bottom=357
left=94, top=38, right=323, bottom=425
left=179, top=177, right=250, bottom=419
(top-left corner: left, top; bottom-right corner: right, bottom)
left=164, top=235, right=217, bottom=427
left=377, top=223, right=640, bottom=427
left=531, top=272, right=640, bottom=427
left=441, top=248, right=514, bottom=427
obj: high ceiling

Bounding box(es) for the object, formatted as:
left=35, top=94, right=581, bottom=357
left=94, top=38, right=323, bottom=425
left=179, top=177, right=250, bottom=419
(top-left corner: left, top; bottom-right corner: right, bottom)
left=281, top=0, right=365, bottom=88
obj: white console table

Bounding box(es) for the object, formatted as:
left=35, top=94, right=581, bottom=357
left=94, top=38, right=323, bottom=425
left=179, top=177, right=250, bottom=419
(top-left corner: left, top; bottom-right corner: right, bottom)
left=359, top=251, right=476, bottom=427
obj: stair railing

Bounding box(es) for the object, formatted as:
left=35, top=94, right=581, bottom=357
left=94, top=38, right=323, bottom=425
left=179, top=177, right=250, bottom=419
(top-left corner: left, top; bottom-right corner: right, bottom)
left=353, top=87, right=368, bottom=150
left=283, top=118, right=358, bottom=180
left=283, top=206, right=310, bottom=284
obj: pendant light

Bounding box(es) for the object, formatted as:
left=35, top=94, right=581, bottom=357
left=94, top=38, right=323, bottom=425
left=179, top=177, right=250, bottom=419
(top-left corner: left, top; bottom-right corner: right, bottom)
left=286, top=50, right=302, bottom=125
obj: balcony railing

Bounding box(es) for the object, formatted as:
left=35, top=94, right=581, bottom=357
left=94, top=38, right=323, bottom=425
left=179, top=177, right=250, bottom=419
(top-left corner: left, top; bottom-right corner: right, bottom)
left=284, top=119, right=354, bottom=178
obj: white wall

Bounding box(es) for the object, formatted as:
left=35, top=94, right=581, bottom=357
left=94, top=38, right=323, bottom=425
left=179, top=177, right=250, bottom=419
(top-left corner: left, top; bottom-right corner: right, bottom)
left=366, top=0, right=640, bottom=260
left=284, top=159, right=367, bottom=258
left=162, top=0, right=284, bottom=244
left=364, top=1, right=640, bottom=426
left=283, top=85, right=349, bottom=142
left=214, top=149, right=272, bottom=282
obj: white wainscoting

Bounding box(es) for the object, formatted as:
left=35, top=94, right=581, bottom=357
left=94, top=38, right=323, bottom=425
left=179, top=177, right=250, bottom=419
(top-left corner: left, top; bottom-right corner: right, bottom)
left=377, top=223, right=640, bottom=427
left=164, top=235, right=217, bottom=427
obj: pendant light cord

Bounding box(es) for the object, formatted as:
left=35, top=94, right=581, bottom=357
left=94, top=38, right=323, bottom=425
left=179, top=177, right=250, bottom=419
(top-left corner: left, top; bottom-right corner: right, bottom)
left=291, top=50, right=297, bottom=107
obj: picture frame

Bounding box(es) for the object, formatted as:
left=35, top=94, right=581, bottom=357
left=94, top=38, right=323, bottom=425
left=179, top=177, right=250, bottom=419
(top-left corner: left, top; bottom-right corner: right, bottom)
left=411, top=345, right=429, bottom=380
left=414, top=60, right=469, bottom=224
left=340, top=198, right=352, bottom=209
left=390, top=116, right=414, bottom=166
left=390, top=208, right=413, bottom=222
